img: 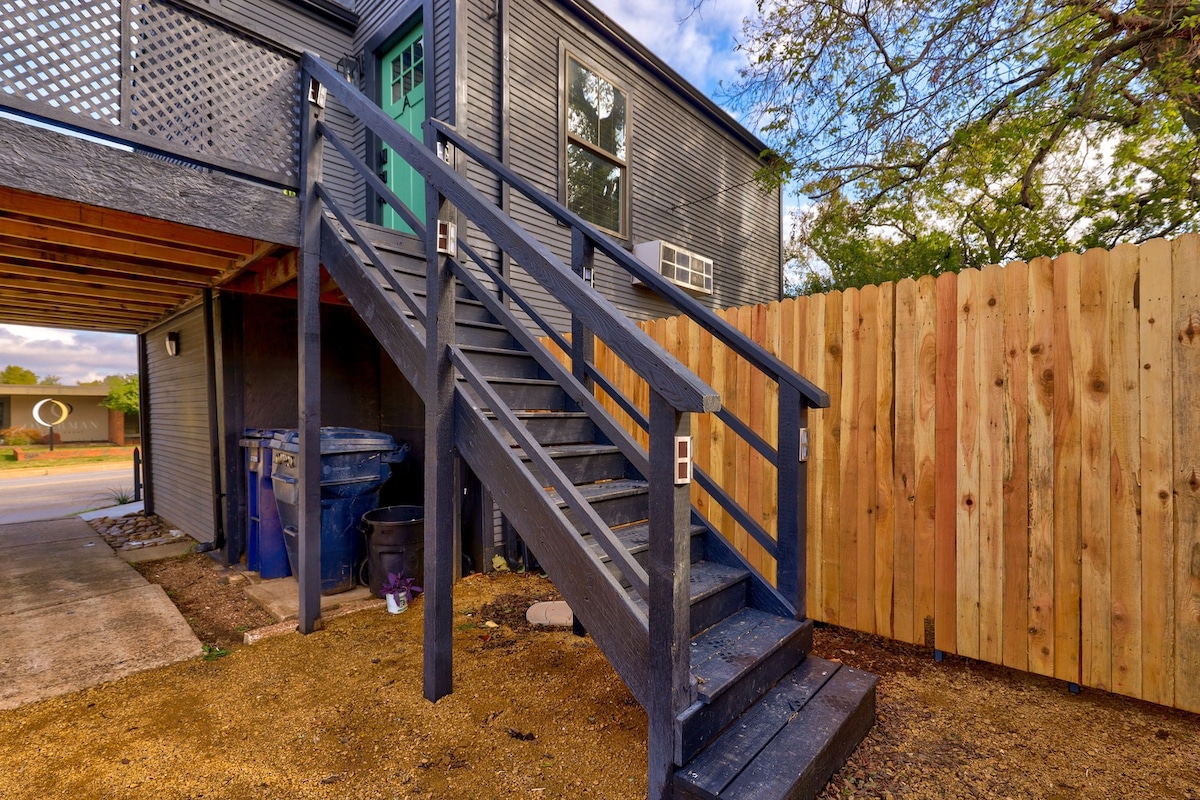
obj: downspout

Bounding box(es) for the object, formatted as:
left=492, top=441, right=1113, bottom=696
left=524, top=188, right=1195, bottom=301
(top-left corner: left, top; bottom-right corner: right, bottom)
left=203, top=288, right=224, bottom=554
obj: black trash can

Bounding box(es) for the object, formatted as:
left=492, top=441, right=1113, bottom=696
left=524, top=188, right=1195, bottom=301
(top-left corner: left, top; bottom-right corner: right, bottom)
left=361, top=505, right=424, bottom=599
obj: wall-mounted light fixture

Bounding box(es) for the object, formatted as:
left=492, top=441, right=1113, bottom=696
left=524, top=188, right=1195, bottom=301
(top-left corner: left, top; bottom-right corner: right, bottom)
left=336, top=53, right=362, bottom=84
left=165, top=331, right=180, bottom=357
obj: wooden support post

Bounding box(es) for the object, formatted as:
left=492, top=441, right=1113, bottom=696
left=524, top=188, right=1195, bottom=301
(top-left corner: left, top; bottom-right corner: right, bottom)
left=136, top=332, right=154, bottom=515
left=297, top=76, right=324, bottom=635
left=203, top=288, right=225, bottom=555
left=570, top=228, right=595, bottom=391
left=424, top=137, right=458, bottom=703
left=647, top=389, right=692, bottom=800
left=777, top=384, right=807, bottom=619
left=215, top=292, right=246, bottom=567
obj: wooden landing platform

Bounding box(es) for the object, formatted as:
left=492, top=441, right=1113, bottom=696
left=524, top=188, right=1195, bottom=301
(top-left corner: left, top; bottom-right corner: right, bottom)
left=674, top=656, right=877, bottom=800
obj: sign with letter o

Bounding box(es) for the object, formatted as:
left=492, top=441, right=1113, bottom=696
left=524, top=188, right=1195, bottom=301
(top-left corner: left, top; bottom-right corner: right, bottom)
left=32, top=398, right=71, bottom=427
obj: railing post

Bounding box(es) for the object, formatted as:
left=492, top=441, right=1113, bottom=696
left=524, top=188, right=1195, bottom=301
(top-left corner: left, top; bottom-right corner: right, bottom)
left=296, top=71, right=324, bottom=635
left=777, top=383, right=807, bottom=619
left=647, top=389, right=692, bottom=800
left=424, top=131, right=459, bottom=702
left=570, top=228, right=595, bottom=389
left=132, top=447, right=142, bottom=504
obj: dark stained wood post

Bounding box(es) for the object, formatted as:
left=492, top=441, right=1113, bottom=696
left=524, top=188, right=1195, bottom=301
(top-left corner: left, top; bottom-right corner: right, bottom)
left=570, top=228, right=595, bottom=389
left=136, top=332, right=155, bottom=515
left=647, top=389, right=692, bottom=800
left=297, top=72, right=324, bottom=635
left=424, top=132, right=458, bottom=702
left=777, top=383, right=807, bottom=620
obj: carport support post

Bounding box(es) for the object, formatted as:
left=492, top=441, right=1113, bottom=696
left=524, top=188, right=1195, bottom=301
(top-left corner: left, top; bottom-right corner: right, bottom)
left=424, top=143, right=457, bottom=703
left=297, top=76, right=324, bottom=635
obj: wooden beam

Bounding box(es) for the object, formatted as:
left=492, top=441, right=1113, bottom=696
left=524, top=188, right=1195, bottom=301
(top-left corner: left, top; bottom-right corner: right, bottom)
left=0, top=294, right=173, bottom=318
left=0, top=241, right=222, bottom=285
left=0, top=275, right=183, bottom=305
left=0, top=260, right=206, bottom=297
left=255, top=250, right=300, bottom=293
left=0, top=217, right=238, bottom=271
left=0, top=186, right=261, bottom=257
left=0, top=310, right=138, bottom=333
left=0, top=117, right=299, bottom=246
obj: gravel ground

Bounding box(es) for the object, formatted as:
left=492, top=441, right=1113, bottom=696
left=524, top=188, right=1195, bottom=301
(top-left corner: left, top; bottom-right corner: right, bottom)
left=0, top=553, right=1196, bottom=799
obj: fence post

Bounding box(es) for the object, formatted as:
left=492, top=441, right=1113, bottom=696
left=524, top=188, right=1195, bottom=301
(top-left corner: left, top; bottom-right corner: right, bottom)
left=647, top=389, right=692, bottom=800
left=777, top=383, right=807, bottom=619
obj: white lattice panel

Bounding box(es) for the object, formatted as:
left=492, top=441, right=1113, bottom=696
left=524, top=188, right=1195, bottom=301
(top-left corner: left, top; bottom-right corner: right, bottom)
left=0, top=0, right=123, bottom=123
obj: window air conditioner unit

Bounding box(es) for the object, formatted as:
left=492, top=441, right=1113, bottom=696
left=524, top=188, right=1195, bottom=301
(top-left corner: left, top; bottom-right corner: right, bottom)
left=633, top=240, right=713, bottom=294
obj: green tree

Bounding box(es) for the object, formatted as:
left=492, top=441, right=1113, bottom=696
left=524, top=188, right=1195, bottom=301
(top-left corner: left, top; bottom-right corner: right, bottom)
left=101, top=374, right=139, bottom=416
left=40, top=375, right=62, bottom=386
left=0, top=365, right=37, bottom=385
left=732, top=0, right=1200, bottom=271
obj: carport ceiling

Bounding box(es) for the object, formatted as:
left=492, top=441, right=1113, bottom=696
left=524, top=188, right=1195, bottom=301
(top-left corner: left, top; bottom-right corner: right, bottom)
left=0, top=186, right=295, bottom=333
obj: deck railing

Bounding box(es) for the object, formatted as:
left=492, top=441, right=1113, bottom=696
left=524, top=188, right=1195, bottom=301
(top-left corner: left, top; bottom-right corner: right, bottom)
left=0, top=0, right=299, bottom=186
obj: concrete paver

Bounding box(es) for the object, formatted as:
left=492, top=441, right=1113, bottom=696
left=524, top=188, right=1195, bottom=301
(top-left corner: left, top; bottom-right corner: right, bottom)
left=244, top=577, right=374, bottom=622
left=0, top=518, right=202, bottom=711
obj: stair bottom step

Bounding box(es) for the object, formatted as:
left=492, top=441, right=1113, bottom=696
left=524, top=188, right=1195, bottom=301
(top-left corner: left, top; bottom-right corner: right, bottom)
left=674, top=657, right=877, bottom=800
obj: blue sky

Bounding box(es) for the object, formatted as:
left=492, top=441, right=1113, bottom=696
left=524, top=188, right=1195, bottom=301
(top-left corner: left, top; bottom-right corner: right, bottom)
left=0, top=0, right=758, bottom=385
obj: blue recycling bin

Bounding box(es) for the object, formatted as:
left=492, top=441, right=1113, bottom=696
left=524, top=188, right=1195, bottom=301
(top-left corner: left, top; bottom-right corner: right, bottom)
left=270, top=427, right=406, bottom=595
left=240, top=428, right=290, bottom=579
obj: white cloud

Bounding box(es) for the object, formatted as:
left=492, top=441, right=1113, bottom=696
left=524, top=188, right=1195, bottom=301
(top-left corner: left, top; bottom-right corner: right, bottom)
left=0, top=325, right=137, bottom=384
left=593, top=0, right=757, bottom=101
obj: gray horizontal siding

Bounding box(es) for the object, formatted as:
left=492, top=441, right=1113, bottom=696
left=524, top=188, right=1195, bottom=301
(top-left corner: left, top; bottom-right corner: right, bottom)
left=468, top=0, right=782, bottom=335
left=145, top=306, right=215, bottom=542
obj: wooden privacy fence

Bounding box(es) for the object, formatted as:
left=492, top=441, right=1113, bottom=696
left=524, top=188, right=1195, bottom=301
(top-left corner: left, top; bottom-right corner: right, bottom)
left=587, top=235, right=1200, bottom=714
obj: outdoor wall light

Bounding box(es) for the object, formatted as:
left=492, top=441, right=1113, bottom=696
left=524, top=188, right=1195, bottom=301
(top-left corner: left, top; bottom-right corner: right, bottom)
left=336, top=53, right=362, bottom=84
left=165, top=331, right=180, bottom=357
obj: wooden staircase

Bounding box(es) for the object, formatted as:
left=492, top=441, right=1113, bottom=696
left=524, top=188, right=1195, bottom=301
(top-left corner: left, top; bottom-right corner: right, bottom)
left=301, top=53, right=876, bottom=800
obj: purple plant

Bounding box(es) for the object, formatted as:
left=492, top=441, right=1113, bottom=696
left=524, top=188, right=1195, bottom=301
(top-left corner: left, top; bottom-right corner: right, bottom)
left=380, top=572, right=423, bottom=602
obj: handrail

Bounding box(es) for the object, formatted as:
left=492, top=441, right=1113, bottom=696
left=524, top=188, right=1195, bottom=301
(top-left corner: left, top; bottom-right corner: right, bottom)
left=303, top=53, right=719, bottom=416
left=428, top=117, right=829, bottom=410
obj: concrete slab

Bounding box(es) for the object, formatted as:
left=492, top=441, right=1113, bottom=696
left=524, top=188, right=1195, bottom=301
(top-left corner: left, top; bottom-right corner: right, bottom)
left=117, top=541, right=195, bottom=564
left=1, top=535, right=146, bottom=615
left=0, top=517, right=96, bottom=549
left=0, top=584, right=202, bottom=710
left=78, top=501, right=144, bottom=521
left=244, top=578, right=376, bottom=622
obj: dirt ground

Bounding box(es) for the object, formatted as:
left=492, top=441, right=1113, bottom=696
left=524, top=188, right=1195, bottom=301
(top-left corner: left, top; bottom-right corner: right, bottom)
left=0, top=553, right=1197, bottom=800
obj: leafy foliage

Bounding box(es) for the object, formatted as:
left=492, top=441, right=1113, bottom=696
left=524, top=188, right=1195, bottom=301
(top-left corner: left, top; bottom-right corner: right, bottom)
left=40, top=375, right=62, bottom=386
left=733, top=0, right=1200, bottom=279
left=101, top=374, right=139, bottom=416
left=0, top=426, right=42, bottom=446
left=0, top=365, right=37, bottom=385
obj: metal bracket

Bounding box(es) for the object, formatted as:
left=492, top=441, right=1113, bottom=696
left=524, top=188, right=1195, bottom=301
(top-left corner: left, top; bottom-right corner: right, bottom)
left=674, top=436, right=692, bottom=485
left=436, top=140, right=454, bottom=165
left=582, top=264, right=595, bottom=287
left=437, top=220, right=457, bottom=256
left=798, top=428, right=809, bottom=462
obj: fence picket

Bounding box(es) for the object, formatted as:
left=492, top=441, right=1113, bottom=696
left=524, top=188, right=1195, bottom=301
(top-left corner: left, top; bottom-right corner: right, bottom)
left=1108, top=243, right=1142, bottom=698
left=1003, top=261, right=1031, bottom=672
left=893, top=278, right=918, bottom=644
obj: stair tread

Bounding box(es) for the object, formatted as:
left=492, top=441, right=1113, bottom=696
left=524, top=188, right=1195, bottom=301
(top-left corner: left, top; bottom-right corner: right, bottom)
left=675, top=657, right=877, bottom=800
left=546, top=478, right=647, bottom=506
left=590, top=521, right=706, bottom=557
left=681, top=657, right=878, bottom=800
left=516, top=443, right=622, bottom=459
left=627, top=560, right=748, bottom=607
left=690, top=609, right=807, bottom=703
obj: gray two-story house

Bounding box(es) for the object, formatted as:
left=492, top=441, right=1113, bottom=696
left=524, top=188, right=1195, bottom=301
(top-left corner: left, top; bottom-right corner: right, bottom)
left=0, top=1, right=874, bottom=797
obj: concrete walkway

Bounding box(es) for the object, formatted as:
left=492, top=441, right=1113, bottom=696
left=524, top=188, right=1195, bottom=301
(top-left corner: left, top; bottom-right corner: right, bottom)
left=0, top=517, right=202, bottom=711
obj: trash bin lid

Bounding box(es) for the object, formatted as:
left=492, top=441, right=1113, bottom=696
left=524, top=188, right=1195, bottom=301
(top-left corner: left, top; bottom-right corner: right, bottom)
left=271, top=427, right=396, bottom=454
left=240, top=427, right=287, bottom=448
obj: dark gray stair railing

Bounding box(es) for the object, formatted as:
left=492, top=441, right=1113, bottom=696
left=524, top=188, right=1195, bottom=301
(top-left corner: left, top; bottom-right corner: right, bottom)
left=299, top=52, right=825, bottom=799
left=427, top=119, right=831, bottom=622
left=300, top=55, right=709, bottom=793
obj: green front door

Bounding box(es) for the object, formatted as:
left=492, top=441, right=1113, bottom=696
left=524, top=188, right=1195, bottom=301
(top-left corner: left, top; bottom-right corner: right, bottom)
left=381, top=23, right=425, bottom=233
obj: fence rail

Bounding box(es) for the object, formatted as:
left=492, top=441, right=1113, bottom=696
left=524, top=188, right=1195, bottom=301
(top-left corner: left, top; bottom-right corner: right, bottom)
left=0, top=0, right=298, bottom=186
left=593, top=235, right=1200, bottom=714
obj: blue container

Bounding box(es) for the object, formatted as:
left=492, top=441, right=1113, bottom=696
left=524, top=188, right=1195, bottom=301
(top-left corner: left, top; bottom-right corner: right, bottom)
left=240, top=428, right=290, bottom=579
left=270, top=427, right=404, bottom=595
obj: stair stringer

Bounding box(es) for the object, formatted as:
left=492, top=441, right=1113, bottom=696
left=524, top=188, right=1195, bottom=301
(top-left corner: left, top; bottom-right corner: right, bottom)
left=455, top=394, right=651, bottom=707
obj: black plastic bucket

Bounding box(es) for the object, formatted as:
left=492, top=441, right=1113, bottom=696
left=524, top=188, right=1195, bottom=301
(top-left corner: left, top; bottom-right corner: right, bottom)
left=362, top=505, right=424, bottom=598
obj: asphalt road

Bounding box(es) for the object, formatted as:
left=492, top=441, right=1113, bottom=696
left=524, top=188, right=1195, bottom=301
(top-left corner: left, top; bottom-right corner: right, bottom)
left=0, top=468, right=135, bottom=525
